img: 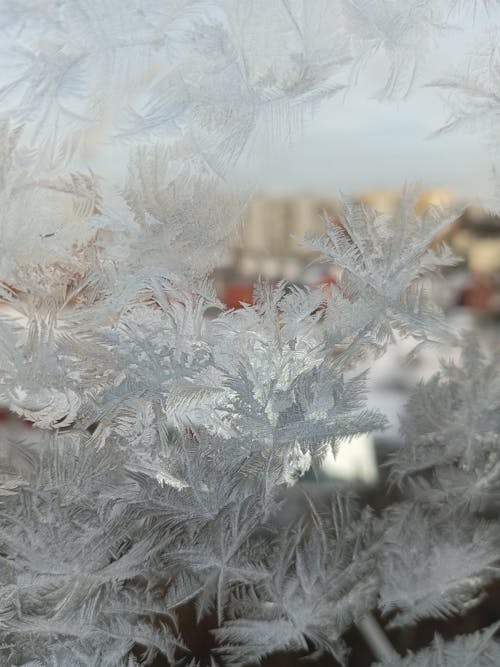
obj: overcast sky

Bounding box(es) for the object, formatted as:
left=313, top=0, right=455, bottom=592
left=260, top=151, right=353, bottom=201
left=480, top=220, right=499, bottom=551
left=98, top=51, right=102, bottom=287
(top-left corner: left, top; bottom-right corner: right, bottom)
left=237, top=8, right=500, bottom=202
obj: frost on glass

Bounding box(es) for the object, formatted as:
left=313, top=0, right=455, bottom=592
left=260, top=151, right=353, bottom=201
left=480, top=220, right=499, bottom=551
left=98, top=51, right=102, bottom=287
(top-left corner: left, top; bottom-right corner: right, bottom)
left=0, top=1, right=499, bottom=667
left=375, top=623, right=500, bottom=667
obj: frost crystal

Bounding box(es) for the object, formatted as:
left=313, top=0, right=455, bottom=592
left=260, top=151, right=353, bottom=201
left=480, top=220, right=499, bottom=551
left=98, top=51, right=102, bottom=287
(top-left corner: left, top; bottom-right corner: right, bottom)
left=0, top=1, right=499, bottom=666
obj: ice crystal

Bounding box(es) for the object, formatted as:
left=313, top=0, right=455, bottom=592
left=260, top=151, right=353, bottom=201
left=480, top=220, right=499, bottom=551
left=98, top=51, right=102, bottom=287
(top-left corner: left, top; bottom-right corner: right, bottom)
left=0, top=2, right=499, bottom=666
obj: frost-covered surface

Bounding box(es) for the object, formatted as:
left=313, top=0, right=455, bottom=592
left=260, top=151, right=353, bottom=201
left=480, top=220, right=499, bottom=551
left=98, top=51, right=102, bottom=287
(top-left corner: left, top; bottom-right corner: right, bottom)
left=376, top=624, right=500, bottom=666
left=0, top=1, right=500, bottom=666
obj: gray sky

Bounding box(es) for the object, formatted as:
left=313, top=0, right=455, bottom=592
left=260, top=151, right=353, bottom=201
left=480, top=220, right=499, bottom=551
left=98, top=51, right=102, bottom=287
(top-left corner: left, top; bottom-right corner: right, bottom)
left=237, top=9, right=500, bottom=201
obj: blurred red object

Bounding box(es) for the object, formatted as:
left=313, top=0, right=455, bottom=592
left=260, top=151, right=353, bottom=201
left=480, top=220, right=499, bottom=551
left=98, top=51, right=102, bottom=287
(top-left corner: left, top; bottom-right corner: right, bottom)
left=460, top=273, right=498, bottom=313
left=223, top=283, right=254, bottom=309
left=311, top=274, right=337, bottom=310
left=315, top=274, right=337, bottom=291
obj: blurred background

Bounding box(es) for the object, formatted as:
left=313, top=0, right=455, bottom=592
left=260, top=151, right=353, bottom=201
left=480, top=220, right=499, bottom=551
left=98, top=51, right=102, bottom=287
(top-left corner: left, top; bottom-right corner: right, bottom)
left=209, top=7, right=500, bottom=503
left=2, top=5, right=500, bottom=663
left=211, top=188, right=500, bottom=485
left=208, top=188, right=500, bottom=667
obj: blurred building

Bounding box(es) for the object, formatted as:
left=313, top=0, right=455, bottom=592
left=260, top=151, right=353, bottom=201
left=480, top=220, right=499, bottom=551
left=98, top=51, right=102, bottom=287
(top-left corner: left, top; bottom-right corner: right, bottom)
left=358, top=187, right=455, bottom=215
left=444, top=205, right=500, bottom=314
left=214, top=193, right=342, bottom=308
left=233, top=194, right=340, bottom=279
left=215, top=188, right=500, bottom=311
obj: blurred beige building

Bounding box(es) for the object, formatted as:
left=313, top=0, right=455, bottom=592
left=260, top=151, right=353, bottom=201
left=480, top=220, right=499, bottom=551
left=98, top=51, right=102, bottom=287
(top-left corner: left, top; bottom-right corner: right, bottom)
left=231, top=194, right=340, bottom=281
left=216, top=188, right=500, bottom=315
left=228, top=188, right=455, bottom=281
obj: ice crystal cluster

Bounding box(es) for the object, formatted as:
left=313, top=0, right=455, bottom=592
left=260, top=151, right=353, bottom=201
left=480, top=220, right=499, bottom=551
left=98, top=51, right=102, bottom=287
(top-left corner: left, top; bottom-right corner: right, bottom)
left=0, top=1, right=499, bottom=666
